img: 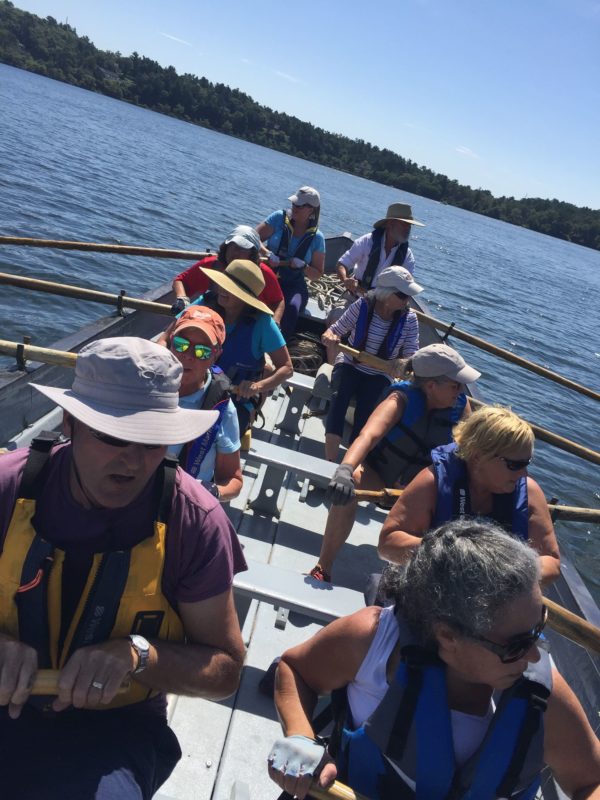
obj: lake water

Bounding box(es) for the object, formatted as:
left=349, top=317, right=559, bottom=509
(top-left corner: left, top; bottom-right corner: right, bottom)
left=1, top=64, right=599, bottom=600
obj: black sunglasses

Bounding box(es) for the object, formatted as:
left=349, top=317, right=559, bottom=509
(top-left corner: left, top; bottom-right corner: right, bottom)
left=498, top=455, right=532, bottom=472
left=394, top=291, right=409, bottom=300
left=292, top=203, right=312, bottom=209
left=468, top=606, right=548, bottom=663
left=89, top=428, right=162, bottom=451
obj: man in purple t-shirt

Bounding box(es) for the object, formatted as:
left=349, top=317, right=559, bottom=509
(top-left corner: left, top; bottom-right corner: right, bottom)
left=0, top=337, right=247, bottom=800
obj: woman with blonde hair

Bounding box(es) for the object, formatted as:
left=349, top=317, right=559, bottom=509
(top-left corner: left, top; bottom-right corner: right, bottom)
left=379, top=405, right=561, bottom=584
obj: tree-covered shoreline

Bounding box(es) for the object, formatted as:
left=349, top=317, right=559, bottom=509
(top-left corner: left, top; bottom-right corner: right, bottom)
left=2, top=0, right=599, bottom=251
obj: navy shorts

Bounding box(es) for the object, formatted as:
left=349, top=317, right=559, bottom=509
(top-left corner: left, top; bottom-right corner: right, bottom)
left=325, top=364, right=390, bottom=443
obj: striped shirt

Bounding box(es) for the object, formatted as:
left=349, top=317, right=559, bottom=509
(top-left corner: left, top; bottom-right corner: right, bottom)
left=330, top=298, right=419, bottom=377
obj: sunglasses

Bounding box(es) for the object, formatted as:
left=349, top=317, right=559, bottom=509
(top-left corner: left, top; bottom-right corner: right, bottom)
left=89, top=428, right=162, bottom=451
left=468, top=606, right=548, bottom=663
left=498, top=455, right=532, bottom=472
left=172, top=336, right=213, bottom=360
left=394, top=291, right=409, bottom=300
left=292, top=203, right=312, bottom=209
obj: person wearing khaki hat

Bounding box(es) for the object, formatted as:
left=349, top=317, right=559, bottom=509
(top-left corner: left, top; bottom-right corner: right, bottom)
left=0, top=336, right=246, bottom=795
left=379, top=404, right=561, bottom=585
left=165, top=306, right=243, bottom=502
left=256, top=186, right=326, bottom=339
left=170, top=223, right=285, bottom=324
left=310, top=343, right=478, bottom=583
left=336, top=201, right=425, bottom=298
left=194, top=259, right=293, bottom=434
left=321, top=265, right=424, bottom=464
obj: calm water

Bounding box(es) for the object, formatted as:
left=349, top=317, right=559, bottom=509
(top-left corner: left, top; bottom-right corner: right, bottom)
left=1, top=64, right=599, bottom=600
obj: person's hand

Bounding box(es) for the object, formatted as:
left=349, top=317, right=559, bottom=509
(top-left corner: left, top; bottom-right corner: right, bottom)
left=267, top=735, right=334, bottom=800
left=389, top=357, right=408, bottom=379
left=171, top=296, right=190, bottom=315
left=53, top=639, right=137, bottom=711
left=200, top=480, right=220, bottom=499
left=268, top=253, right=280, bottom=268
left=291, top=257, right=306, bottom=270
left=326, top=463, right=355, bottom=505
left=0, top=633, right=38, bottom=719
left=343, top=276, right=359, bottom=293
left=235, top=380, right=261, bottom=399
left=321, top=330, right=340, bottom=347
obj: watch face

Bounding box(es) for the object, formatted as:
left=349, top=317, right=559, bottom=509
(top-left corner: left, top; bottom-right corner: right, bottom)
left=130, top=635, right=150, bottom=652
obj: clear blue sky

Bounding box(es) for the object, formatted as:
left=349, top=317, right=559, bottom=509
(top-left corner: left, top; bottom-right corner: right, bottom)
left=12, top=0, right=600, bottom=209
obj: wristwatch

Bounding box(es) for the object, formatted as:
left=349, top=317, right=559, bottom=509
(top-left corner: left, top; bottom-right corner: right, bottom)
left=128, top=634, right=151, bottom=674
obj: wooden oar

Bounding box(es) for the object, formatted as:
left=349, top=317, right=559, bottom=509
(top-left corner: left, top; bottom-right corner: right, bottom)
left=310, top=780, right=369, bottom=800
left=31, top=669, right=130, bottom=695
left=543, top=597, right=600, bottom=655
left=0, top=271, right=173, bottom=316
left=337, top=344, right=600, bottom=467
left=0, top=339, right=77, bottom=368
left=0, top=235, right=213, bottom=261
left=412, top=309, right=600, bottom=403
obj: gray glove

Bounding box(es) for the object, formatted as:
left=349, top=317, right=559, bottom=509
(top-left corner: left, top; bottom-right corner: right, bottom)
left=171, top=296, right=190, bottom=315
left=268, top=735, right=325, bottom=780
left=327, top=463, right=355, bottom=505
left=291, top=257, right=306, bottom=270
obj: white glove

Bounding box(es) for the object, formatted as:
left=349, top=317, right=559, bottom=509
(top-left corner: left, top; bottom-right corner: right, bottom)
left=268, top=253, right=280, bottom=268
left=268, top=735, right=325, bottom=779
left=291, top=257, right=306, bottom=270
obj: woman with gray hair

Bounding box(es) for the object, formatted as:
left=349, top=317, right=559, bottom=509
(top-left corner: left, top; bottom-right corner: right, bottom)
left=268, top=521, right=600, bottom=800
left=322, top=266, right=423, bottom=462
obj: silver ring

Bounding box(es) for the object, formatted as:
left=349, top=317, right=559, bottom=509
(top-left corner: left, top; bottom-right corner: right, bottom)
left=91, top=680, right=104, bottom=690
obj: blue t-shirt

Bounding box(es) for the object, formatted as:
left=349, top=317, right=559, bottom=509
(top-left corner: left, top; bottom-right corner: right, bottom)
left=265, top=209, right=326, bottom=264
left=168, top=373, right=241, bottom=482
left=225, top=311, right=285, bottom=361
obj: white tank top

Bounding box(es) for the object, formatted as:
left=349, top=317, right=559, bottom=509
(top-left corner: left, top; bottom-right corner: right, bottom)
left=347, top=606, right=494, bottom=767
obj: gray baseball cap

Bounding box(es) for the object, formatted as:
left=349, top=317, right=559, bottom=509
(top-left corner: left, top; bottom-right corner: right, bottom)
left=224, top=224, right=261, bottom=252
left=412, top=343, right=481, bottom=384
left=288, top=186, right=320, bottom=208
left=376, top=266, right=424, bottom=296
left=32, top=337, right=218, bottom=445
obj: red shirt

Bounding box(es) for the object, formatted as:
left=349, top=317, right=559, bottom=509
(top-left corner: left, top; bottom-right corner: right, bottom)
left=174, top=255, right=283, bottom=311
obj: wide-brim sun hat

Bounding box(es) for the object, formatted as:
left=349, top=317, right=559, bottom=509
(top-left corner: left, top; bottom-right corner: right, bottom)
left=224, top=224, right=261, bottom=252
left=200, top=259, right=273, bottom=315
left=412, top=343, right=481, bottom=384
left=288, top=186, right=320, bottom=208
left=31, top=337, right=219, bottom=445
left=373, top=202, right=425, bottom=228
left=376, top=265, right=424, bottom=296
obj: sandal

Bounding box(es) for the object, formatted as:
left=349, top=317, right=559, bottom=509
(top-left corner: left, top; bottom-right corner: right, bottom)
left=309, top=564, right=332, bottom=583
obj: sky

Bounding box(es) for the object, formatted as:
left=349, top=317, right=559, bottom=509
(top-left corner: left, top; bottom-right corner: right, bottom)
left=11, top=0, right=600, bottom=209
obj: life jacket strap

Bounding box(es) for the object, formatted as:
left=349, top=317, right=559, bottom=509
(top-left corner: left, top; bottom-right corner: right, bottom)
left=156, top=457, right=178, bottom=524
left=19, top=431, right=61, bottom=499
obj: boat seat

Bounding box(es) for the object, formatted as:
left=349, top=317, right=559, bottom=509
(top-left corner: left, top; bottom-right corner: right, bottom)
left=233, top=557, right=364, bottom=629
left=244, top=438, right=335, bottom=516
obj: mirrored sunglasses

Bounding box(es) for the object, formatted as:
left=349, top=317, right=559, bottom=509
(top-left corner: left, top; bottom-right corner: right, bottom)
left=89, top=428, right=162, bottom=451
left=172, top=336, right=213, bottom=360
left=468, top=605, right=548, bottom=663
left=498, top=455, right=532, bottom=472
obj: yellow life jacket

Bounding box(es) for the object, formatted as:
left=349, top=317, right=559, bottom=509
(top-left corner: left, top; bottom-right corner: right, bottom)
left=0, top=435, right=184, bottom=709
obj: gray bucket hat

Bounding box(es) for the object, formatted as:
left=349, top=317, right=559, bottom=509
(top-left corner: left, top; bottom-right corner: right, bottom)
left=32, top=337, right=219, bottom=445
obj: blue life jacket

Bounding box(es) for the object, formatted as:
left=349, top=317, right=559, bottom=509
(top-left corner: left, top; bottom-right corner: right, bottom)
left=333, top=614, right=551, bottom=800
left=202, top=292, right=265, bottom=384
left=275, top=210, right=318, bottom=290
left=368, top=382, right=466, bottom=487
left=359, top=228, right=409, bottom=290
left=181, top=367, right=231, bottom=479
left=431, top=443, right=529, bottom=539
left=348, top=293, right=408, bottom=360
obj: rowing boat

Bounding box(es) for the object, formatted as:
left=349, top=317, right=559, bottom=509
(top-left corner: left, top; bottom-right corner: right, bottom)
left=0, top=235, right=598, bottom=800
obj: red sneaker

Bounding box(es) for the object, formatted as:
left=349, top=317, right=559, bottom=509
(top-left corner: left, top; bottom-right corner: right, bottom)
left=309, top=564, right=332, bottom=583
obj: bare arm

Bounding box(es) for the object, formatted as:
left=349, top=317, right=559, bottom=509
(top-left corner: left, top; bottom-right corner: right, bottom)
left=341, top=392, right=406, bottom=471
left=272, top=297, right=285, bottom=325
left=544, top=669, right=600, bottom=798
left=378, top=467, right=437, bottom=562
left=305, top=250, right=325, bottom=282
left=256, top=345, right=293, bottom=393
left=527, top=477, right=561, bottom=585
left=256, top=221, right=275, bottom=251
left=213, top=450, right=243, bottom=502
left=172, top=279, right=189, bottom=299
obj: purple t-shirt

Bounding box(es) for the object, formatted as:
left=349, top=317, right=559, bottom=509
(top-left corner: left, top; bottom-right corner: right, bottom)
left=0, top=445, right=247, bottom=610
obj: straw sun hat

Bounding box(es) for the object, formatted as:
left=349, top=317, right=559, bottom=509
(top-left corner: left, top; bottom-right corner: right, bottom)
left=200, top=259, right=273, bottom=315
left=373, top=202, right=425, bottom=228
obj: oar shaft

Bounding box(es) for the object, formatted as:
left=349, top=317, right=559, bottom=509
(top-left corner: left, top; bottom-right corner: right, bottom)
left=0, top=339, right=77, bottom=368
left=0, top=272, right=173, bottom=316
left=547, top=504, right=600, bottom=523
left=31, top=669, right=130, bottom=695
left=0, top=235, right=212, bottom=261
left=543, top=597, right=600, bottom=655
left=413, top=309, right=600, bottom=403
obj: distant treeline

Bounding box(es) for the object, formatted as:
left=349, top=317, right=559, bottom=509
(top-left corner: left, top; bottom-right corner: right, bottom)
left=2, top=1, right=599, bottom=251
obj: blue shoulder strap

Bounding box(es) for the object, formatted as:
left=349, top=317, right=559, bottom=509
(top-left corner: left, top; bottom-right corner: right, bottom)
left=184, top=397, right=228, bottom=478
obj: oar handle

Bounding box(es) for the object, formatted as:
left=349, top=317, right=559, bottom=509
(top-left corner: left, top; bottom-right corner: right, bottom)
left=31, top=669, right=130, bottom=695
left=355, top=488, right=403, bottom=498
left=309, top=780, right=370, bottom=800
left=543, top=597, right=600, bottom=655
left=0, top=339, right=77, bottom=368
left=0, top=235, right=212, bottom=261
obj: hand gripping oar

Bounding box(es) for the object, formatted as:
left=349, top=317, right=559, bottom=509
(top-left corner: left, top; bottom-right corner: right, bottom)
left=0, top=235, right=214, bottom=261
left=31, top=669, right=130, bottom=695
left=0, top=271, right=173, bottom=316
left=337, top=344, right=600, bottom=467
left=412, top=309, right=600, bottom=404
